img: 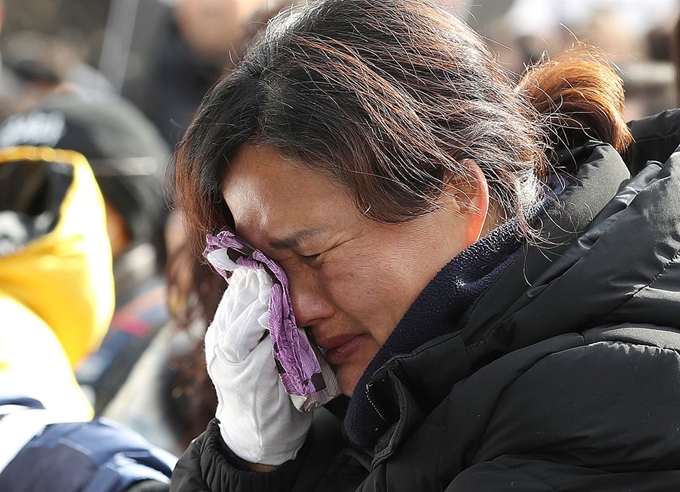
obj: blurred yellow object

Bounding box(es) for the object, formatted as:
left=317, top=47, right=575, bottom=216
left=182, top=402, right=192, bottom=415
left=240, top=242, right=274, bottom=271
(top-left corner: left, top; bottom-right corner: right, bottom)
left=0, top=146, right=115, bottom=420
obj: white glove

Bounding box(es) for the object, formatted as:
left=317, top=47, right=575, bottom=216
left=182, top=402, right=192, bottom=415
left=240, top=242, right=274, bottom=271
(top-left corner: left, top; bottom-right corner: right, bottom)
left=205, top=265, right=313, bottom=466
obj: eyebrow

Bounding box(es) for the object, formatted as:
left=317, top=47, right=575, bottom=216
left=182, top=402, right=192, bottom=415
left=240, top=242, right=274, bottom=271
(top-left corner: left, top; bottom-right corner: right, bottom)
left=268, top=228, right=325, bottom=250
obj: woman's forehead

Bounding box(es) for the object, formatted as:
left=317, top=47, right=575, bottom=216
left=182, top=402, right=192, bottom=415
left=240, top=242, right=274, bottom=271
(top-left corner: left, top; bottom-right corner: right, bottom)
left=222, top=144, right=358, bottom=240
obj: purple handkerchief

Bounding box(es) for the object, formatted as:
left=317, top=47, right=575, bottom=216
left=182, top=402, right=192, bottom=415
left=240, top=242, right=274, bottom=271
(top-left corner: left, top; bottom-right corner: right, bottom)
left=204, top=230, right=341, bottom=411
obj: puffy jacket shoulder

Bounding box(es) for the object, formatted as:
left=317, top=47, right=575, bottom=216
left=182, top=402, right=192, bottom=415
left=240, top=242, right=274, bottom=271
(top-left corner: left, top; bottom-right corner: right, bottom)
left=449, top=324, right=680, bottom=491
left=627, top=108, right=680, bottom=174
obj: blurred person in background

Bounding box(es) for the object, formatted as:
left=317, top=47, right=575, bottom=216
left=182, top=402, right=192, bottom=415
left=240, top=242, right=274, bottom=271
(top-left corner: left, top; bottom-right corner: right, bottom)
left=0, top=0, right=117, bottom=112
left=0, top=146, right=113, bottom=422
left=574, top=4, right=676, bottom=120
left=141, top=0, right=266, bottom=148
left=0, top=146, right=175, bottom=492
left=499, top=0, right=679, bottom=118
left=1, top=30, right=117, bottom=110
left=0, top=88, right=172, bottom=414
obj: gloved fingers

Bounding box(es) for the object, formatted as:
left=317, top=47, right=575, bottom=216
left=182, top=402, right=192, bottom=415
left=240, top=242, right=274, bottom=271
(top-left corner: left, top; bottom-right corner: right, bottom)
left=224, top=266, right=272, bottom=308
left=223, top=268, right=271, bottom=321
left=208, top=335, right=277, bottom=439
left=234, top=266, right=273, bottom=296
left=206, top=303, right=265, bottom=365
left=252, top=340, right=314, bottom=462
left=250, top=339, right=315, bottom=424
left=206, top=266, right=273, bottom=363
left=206, top=335, right=268, bottom=422
left=205, top=248, right=238, bottom=271
left=211, top=336, right=292, bottom=418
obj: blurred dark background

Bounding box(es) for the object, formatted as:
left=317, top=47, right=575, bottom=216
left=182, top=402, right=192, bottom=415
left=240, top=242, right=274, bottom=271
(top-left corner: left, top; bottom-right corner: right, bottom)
left=3, top=0, right=111, bottom=64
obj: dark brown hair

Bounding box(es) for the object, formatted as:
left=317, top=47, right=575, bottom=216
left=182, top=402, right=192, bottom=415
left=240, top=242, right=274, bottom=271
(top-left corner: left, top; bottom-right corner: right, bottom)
left=172, top=0, right=630, bottom=257
left=173, top=0, right=548, bottom=256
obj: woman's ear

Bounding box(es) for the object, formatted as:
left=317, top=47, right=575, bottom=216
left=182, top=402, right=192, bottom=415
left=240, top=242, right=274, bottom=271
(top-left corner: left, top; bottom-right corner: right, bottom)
left=446, top=159, right=490, bottom=247
left=465, top=159, right=490, bottom=245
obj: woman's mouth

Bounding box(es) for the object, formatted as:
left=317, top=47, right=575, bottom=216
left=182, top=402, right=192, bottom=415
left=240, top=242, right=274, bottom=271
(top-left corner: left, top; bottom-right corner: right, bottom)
left=317, top=333, right=371, bottom=364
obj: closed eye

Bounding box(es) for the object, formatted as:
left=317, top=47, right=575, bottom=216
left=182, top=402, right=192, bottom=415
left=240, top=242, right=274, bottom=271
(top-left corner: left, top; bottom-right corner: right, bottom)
left=301, top=253, right=321, bottom=264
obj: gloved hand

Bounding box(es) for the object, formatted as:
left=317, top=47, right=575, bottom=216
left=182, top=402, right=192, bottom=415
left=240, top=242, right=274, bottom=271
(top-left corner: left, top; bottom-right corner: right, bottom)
left=205, top=233, right=341, bottom=412
left=205, top=265, right=313, bottom=466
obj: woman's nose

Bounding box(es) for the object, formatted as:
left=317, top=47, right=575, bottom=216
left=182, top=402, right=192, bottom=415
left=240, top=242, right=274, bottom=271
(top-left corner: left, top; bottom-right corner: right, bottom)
left=286, top=267, right=333, bottom=328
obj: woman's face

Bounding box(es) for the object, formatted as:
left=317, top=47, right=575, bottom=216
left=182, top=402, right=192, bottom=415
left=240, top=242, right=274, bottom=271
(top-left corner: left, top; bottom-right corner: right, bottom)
left=222, top=144, right=486, bottom=396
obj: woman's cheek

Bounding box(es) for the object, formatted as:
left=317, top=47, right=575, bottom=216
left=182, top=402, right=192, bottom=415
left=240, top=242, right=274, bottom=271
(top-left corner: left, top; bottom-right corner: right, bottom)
left=318, top=255, right=367, bottom=286
left=317, top=260, right=346, bottom=291
left=322, top=260, right=383, bottom=309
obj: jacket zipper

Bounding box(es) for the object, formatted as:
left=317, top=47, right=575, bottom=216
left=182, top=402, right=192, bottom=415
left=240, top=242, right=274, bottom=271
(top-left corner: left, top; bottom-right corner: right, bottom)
left=365, top=381, right=389, bottom=424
